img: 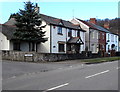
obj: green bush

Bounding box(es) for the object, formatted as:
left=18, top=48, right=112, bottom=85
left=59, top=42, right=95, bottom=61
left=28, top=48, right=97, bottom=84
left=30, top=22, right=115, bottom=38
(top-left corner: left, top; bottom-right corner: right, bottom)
left=81, top=57, right=120, bottom=63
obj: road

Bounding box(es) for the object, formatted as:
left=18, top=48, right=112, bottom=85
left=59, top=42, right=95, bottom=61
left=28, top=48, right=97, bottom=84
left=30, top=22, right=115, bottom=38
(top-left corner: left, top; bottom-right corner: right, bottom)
left=2, top=60, right=119, bottom=91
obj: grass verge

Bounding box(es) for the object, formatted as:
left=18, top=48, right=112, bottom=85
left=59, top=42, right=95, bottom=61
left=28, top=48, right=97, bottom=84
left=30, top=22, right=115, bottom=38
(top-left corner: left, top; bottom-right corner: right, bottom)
left=81, top=57, right=120, bottom=64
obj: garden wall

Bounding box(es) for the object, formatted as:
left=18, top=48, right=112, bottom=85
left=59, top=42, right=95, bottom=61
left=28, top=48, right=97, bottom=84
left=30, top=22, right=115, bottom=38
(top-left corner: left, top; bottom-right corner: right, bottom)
left=1, top=50, right=108, bottom=62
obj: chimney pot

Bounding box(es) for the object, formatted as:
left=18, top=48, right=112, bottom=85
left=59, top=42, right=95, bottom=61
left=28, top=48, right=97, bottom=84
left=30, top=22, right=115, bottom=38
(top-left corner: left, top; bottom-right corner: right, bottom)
left=90, top=18, right=97, bottom=24
left=104, top=22, right=109, bottom=29
left=34, top=3, right=39, bottom=13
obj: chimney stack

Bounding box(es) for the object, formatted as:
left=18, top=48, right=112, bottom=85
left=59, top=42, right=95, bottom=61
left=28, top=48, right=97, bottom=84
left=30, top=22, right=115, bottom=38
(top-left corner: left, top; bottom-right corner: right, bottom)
left=90, top=18, right=97, bottom=24
left=104, top=22, right=109, bottom=29
left=34, top=3, right=39, bottom=13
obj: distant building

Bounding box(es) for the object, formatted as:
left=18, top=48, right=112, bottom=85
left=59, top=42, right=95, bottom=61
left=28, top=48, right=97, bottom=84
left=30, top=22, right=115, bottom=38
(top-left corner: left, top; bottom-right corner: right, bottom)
left=119, top=37, right=120, bottom=51
left=71, top=18, right=108, bottom=53
left=104, top=23, right=119, bottom=52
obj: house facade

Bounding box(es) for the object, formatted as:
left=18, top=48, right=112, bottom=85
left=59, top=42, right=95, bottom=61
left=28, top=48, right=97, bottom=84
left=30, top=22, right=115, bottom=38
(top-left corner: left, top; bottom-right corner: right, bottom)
left=71, top=18, right=111, bottom=54
left=0, top=23, right=35, bottom=52
left=104, top=23, right=119, bottom=52
left=118, top=35, right=120, bottom=51
left=71, top=18, right=99, bottom=53
left=0, top=14, right=86, bottom=54
left=28, top=14, right=86, bottom=53
left=98, top=31, right=106, bottom=53
left=106, top=32, right=119, bottom=52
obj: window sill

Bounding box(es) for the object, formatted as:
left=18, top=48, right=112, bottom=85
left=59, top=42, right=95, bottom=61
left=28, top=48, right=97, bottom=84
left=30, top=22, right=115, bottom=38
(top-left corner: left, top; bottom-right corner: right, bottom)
left=58, top=33, right=63, bottom=35
left=59, top=51, right=65, bottom=52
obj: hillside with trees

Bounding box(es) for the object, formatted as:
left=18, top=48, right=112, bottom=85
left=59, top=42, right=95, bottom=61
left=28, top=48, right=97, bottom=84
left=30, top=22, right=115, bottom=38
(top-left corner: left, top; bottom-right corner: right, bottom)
left=96, top=18, right=120, bottom=36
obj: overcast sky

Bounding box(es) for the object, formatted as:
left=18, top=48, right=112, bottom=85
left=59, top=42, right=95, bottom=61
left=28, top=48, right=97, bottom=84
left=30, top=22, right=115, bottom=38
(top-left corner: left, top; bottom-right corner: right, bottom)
left=0, top=1, right=119, bottom=24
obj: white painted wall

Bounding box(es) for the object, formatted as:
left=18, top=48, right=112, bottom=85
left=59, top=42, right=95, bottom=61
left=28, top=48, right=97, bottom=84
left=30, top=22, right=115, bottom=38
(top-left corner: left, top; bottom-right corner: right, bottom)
left=106, top=33, right=119, bottom=52
left=71, top=18, right=99, bottom=53
left=0, top=32, right=32, bottom=52
left=80, top=31, right=85, bottom=52
left=118, top=41, right=120, bottom=51
left=37, top=21, right=51, bottom=53
left=0, top=32, right=10, bottom=50
left=51, top=25, right=67, bottom=53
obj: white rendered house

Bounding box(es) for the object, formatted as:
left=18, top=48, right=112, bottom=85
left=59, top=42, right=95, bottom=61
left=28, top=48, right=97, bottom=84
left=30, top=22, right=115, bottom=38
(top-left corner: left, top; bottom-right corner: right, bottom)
left=106, top=32, right=119, bottom=52
left=36, top=14, right=86, bottom=53
left=0, top=14, right=86, bottom=53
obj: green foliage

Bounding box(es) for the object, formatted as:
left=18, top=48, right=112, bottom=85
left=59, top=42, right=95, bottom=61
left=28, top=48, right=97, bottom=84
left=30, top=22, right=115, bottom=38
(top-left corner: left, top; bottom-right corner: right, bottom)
left=14, top=1, right=47, bottom=43
left=97, top=18, right=120, bottom=36
left=81, top=57, right=120, bottom=63
left=9, top=13, right=16, bottom=20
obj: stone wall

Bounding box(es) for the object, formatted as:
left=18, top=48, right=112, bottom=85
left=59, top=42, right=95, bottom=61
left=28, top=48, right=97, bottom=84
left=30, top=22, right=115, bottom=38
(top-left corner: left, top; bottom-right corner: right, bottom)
left=1, top=50, right=100, bottom=62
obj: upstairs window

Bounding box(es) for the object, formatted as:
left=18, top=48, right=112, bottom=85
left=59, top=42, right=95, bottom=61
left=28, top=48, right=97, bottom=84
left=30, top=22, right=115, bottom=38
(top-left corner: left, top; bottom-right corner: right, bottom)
left=111, top=35, right=114, bottom=42
left=68, top=29, right=72, bottom=37
left=108, top=34, right=109, bottom=40
left=116, top=35, right=117, bottom=42
left=91, top=31, right=95, bottom=39
left=102, top=33, right=104, bottom=40
left=57, top=26, right=62, bottom=35
left=77, top=31, right=80, bottom=37
left=98, top=32, right=100, bottom=39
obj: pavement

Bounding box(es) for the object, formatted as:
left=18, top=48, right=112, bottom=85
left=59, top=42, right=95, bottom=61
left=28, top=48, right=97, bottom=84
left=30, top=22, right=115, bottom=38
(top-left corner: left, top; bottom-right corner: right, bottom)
left=2, top=59, right=119, bottom=91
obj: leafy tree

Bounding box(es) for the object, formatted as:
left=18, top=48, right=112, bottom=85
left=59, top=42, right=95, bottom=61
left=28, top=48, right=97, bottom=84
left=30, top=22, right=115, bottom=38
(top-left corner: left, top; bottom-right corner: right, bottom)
left=96, top=18, right=120, bottom=36
left=14, top=1, right=47, bottom=51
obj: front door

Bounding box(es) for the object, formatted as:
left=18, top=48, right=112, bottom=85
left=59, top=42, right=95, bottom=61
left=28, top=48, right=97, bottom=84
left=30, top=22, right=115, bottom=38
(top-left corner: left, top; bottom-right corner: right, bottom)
left=75, top=45, right=80, bottom=53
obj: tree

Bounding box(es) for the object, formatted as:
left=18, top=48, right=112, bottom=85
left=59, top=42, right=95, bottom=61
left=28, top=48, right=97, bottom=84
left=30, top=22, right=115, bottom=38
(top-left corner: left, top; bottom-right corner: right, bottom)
left=13, top=1, right=47, bottom=51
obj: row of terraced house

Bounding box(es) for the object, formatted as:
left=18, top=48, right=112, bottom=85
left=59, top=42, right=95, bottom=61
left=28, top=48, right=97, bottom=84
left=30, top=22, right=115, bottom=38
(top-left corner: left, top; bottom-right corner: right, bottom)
left=0, top=5, right=119, bottom=56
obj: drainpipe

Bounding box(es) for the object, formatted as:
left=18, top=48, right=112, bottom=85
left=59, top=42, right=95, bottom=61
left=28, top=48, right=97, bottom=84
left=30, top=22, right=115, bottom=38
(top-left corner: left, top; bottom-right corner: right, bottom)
left=66, top=28, right=67, bottom=54
left=89, top=28, right=91, bottom=51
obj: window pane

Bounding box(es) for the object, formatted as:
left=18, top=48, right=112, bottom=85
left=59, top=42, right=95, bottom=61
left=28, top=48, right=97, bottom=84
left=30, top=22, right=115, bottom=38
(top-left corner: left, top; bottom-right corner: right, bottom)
left=58, top=27, right=62, bottom=34
left=77, top=31, right=80, bottom=37
left=13, top=42, right=20, bottom=51
left=68, top=29, right=72, bottom=37
left=59, top=43, right=64, bottom=52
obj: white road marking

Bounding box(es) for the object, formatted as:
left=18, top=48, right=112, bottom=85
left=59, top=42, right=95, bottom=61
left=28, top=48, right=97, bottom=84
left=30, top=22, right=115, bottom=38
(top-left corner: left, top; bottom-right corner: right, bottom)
left=85, top=70, right=110, bottom=79
left=11, top=76, right=16, bottom=78
left=45, top=83, right=69, bottom=91
left=81, top=64, right=84, bottom=66
left=116, top=67, right=120, bottom=69
left=58, top=68, right=63, bottom=69
left=69, top=66, right=73, bottom=68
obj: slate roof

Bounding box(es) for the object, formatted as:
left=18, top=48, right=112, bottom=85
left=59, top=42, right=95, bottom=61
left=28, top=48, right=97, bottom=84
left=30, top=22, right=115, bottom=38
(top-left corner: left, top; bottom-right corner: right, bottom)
left=77, top=18, right=110, bottom=33
left=0, top=24, right=16, bottom=40
left=40, top=14, right=85, bottom=32
left=1, top=14, right=86, bottom=40
left=67, top=37, right=84, bottom=44
left=4, top=18, right=16, bottom=26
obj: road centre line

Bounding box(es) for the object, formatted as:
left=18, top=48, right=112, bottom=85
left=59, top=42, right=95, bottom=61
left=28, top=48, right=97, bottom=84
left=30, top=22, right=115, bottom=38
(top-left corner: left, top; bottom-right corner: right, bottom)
left=85, top=70, right=110, bottom=79
left=44, top=83, right=69, bottom=92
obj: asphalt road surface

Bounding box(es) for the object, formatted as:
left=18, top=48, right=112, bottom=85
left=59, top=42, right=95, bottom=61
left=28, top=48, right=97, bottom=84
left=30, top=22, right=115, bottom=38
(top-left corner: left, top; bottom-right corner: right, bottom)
left=2, top=60, right=119, bottom=91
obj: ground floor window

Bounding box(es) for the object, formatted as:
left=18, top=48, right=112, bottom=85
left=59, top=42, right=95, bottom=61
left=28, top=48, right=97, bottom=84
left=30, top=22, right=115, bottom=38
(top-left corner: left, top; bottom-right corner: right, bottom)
left=13, top=42, right=20, bottom=51
left=108, top=45, right=110, bottom=51
left=58, top=43, right=65, bottom=52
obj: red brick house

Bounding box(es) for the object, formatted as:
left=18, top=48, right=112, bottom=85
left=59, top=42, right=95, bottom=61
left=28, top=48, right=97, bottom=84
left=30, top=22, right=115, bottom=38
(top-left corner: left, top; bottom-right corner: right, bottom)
left=98, top=31, right=106, bottom=53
